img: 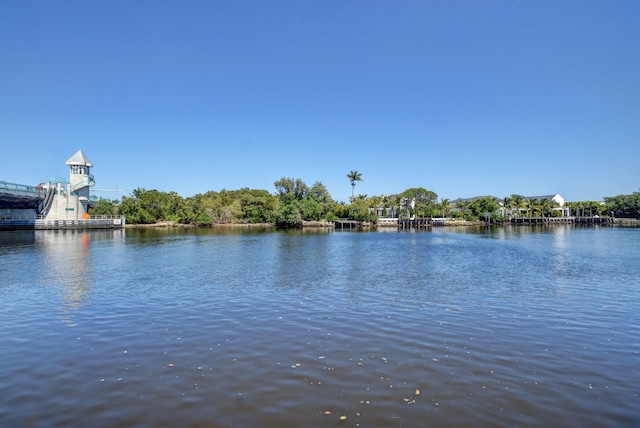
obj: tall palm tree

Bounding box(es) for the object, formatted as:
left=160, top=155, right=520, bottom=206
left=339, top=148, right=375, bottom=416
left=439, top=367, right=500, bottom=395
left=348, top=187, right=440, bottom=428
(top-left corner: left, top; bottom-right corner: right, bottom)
left=571, top=201, right=584, bottom=217
left=457, top=199, right=470, bottom=219
left=503, top=196, right=512, bottom=218
left=526, top=198, right=539, bottom=219
left=383, top=194, right=399, bottom=218
left=440, top=198, right=451, bottom=218
left=347, top=170, right=363, bottom=201
left=539, top=198, right=551, bottom=219
left=510, top=194, right=524, bottom=218
left=368, top=195, right=383, bottom=216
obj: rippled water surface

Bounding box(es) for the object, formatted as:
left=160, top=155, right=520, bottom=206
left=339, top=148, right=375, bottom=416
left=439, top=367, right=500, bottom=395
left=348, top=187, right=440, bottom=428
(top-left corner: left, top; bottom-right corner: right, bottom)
left=1, top=226, right=639, bottom=427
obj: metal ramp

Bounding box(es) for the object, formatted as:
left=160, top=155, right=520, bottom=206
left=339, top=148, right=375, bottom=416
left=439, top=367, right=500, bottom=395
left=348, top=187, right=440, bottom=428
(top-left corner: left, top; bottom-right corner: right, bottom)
left=38, top=185, right=56, bottom=216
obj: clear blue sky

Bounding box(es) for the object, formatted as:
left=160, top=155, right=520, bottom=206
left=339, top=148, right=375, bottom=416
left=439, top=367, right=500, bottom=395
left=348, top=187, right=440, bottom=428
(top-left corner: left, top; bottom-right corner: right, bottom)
left=1, top=0, right=639, bottom=202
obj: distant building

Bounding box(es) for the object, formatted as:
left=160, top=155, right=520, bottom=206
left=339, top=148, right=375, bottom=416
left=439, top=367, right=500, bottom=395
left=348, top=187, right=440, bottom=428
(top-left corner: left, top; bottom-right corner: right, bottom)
left=520, top=194, right=569, bottom=217
left=452, top=194, right=570, bottom=217
left=523, top=194, right=565, bottom=207
left=372, top=195, right=415, bottom=219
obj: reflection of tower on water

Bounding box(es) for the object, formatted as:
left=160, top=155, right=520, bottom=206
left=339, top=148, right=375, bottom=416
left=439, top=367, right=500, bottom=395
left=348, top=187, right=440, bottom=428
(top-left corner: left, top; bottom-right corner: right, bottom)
left=37, top=230, right=93, bottom=324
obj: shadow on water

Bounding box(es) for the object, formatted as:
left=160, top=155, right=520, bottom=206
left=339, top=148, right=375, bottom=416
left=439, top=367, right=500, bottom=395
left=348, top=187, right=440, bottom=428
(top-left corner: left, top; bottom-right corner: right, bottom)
left=0, top=229, right=36, bottom=248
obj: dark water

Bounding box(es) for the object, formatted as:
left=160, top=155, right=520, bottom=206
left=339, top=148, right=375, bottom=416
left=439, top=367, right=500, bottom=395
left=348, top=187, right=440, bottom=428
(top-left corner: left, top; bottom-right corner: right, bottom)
left=0, top=226, right=638, bottom=427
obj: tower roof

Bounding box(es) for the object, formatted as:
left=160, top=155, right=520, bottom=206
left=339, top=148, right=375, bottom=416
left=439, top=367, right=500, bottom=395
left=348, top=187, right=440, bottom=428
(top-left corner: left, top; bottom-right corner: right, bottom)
left=66, top=150, right=93, bottom=167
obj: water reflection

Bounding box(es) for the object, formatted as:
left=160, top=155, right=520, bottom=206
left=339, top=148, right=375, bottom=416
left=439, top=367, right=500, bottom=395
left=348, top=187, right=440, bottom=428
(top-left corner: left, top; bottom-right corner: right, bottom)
left=550, top=225, right=570, bottom=249
left=25, top=230, right=122, bottom=323
left=272, top=229, right=334, bottom=291
left=35, top=231, right=93, bottom=323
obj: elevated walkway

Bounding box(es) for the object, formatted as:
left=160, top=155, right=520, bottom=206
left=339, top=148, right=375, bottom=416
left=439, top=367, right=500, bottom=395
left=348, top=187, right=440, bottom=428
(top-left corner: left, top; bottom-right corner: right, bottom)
left=0, top=181, right=44, bottom=209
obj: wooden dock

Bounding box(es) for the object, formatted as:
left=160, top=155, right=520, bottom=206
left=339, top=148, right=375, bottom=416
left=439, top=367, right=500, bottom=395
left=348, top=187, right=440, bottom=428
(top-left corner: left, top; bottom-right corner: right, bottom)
left=398, top=218, right=431, bottom=229
left=333, top=216, right=616, bottom=230
left=510, top=216, right=614, bottom=225
left=335, top=220, right=362, bottom=229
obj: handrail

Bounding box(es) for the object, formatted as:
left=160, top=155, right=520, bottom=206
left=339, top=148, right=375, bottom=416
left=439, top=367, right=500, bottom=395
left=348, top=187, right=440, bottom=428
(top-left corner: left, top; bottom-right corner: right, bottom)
left=1, top=214, right=38, bottom=220
left=0, top=215, right=127, bottom=229
left=70, top=175, right=96, bottom=192
left=0, top=181, right=42, bottom=196
left=0, top=214, right=125, bottom=221
left=33, top=214, right=125, bottom=220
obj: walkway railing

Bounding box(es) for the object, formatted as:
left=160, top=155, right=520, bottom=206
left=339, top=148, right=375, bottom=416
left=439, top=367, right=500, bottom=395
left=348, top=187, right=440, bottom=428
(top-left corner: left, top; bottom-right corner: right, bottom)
left=0, top=215, right=126, bottom=229
left=1, top=214, right=124, bottom=220
left=0, top=181, right=42, bottom=197
left=70, top=175, right=95, bottom=192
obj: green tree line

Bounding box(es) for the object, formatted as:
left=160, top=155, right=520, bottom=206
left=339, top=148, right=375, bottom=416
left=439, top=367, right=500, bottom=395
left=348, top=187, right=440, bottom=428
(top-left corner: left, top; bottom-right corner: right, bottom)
left=90, top=178, right=347, bottom=226
left=90, top=182, right=640, bottom=225
left=603, top=192, right=640, bottom=218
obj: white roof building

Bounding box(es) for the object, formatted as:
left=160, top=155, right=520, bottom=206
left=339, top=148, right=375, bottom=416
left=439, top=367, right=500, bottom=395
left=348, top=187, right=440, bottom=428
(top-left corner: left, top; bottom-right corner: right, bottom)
left=66, top=150, right=93, bottom=167
left=522, top=194, right=565, bottom=207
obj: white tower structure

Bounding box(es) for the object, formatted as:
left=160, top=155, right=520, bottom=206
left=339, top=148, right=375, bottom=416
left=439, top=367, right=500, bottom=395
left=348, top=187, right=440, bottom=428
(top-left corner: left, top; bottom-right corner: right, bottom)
left=66, top=150, right=95, bottom=218
left=67, top=150, right=94, bottom=214
left=44, top=150, right=95, bottom=219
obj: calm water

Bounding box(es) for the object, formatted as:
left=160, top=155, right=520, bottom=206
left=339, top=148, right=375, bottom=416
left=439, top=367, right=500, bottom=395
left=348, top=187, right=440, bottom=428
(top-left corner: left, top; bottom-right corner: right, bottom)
left=0, top=226, right=638, bottom=427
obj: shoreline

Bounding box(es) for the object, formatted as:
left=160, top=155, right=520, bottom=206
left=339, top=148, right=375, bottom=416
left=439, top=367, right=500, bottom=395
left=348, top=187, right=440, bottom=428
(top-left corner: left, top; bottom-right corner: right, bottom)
left=124, top=217, right=639, bottom=229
